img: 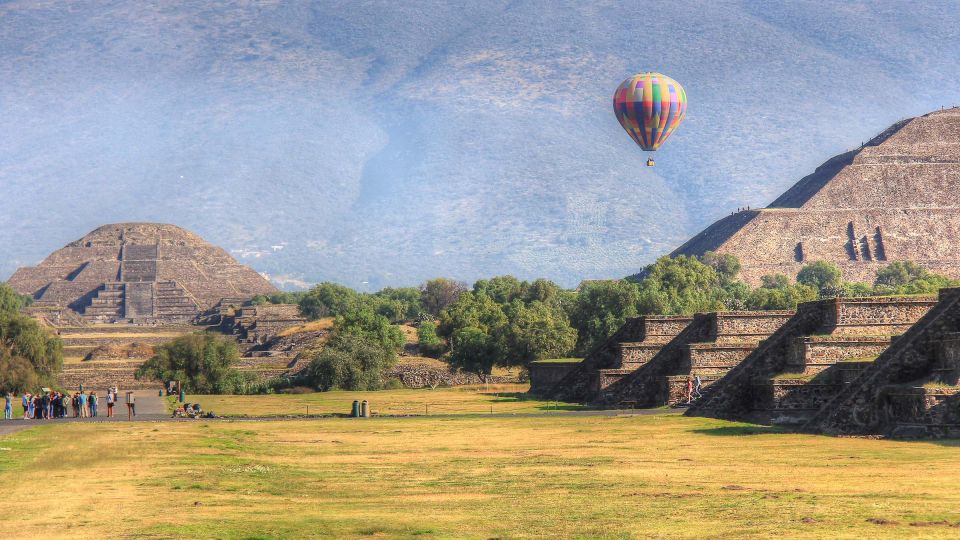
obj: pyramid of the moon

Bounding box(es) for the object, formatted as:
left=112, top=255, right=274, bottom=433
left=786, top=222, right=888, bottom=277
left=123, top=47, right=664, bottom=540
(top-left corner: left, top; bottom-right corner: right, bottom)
left=7, top=223, right=277, bottom=322
left=672, top=107, right=960, bottom=285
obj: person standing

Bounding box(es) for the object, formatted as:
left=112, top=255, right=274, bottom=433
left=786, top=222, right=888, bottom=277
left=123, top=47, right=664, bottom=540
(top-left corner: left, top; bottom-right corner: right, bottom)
left=106, top=390, right=114, bottom=418
left=685, top=377, right=694, bottom=405
left=3, top=392, right=11, bottom=420
left=125, top=391, right=135, bottom=420
left=693, top=374, right=703, bottom=400
left=41, top=392, right=50, bottom=420
left=22, top=393, right=30, bottom=419
left=27, top=393, right=35, bottom=419
left=89, top=392, right=98, bottom=418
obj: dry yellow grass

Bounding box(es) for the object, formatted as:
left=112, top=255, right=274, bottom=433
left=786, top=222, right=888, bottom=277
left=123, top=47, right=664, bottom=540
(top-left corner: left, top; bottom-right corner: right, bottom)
left=1, top=414, right=959, bottom=539
left=275, top=317, right=335, bottom=337
left=179, top=384, right=575, bottom=417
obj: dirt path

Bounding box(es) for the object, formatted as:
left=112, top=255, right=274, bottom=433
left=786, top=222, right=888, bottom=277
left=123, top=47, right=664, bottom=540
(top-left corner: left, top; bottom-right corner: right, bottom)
left=0, top=398, right=678, bottom=439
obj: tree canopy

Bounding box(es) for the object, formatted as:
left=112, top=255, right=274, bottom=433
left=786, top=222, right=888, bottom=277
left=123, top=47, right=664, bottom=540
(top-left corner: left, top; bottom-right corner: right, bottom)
left=135, top=332, right=250, bottom=394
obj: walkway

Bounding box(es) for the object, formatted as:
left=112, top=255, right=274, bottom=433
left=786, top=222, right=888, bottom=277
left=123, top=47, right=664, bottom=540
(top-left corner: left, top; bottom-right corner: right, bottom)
left=0, top=389, right=168, bottom=436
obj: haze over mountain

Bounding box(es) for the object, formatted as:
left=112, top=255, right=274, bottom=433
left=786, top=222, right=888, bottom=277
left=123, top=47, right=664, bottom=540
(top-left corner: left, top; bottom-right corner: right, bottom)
left=2, top=1, right=959, bottom=290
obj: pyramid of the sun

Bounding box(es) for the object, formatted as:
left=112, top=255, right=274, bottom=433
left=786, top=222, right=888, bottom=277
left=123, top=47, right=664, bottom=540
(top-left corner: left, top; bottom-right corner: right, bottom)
left=672, top=107, right=960, bottom=285
left=7, top=223, right=276, bottom=322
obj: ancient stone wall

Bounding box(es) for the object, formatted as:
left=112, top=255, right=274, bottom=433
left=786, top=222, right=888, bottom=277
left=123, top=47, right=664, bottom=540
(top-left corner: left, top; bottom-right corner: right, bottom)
left=808, top=288, right=960, bottom=436
left=598, top=311, right=794, bottom=408
left=529, top=362, right=581, bottom=394
left=534, top=316, right=692, bottom=402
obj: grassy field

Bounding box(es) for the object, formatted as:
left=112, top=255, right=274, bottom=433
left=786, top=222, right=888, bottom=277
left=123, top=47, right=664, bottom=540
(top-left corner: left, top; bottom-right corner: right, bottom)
left=1, top=413, right=959, bottom=539
left=176, top=384, right=584, bottom=417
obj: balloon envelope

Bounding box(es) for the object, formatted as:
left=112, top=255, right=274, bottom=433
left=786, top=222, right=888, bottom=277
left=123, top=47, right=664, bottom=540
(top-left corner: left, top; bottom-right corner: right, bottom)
left=613, top=72, right=687, bottom=152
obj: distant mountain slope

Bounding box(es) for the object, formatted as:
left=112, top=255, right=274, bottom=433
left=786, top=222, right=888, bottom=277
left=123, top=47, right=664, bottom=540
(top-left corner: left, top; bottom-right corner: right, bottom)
left=2, top=1, right=959, bottom=289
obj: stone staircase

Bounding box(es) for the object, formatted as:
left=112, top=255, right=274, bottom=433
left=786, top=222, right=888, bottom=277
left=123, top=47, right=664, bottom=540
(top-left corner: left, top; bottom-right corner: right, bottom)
left=807, top=289, right=960, bottom=437
left=82, top=283, right=125, bottom=322
left=689, top=296, right=937, bottom=426
left=153, top=281, right=199, bottom=321
left=535, top=315, right=693, bottom=402
left=598, top=311, right=794, bottom=408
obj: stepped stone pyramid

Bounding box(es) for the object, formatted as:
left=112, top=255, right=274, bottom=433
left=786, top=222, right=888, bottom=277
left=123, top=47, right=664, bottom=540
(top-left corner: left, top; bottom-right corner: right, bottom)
left=673, top=107, right=960, bottom=285
left=7, top=223, right=276, bottom=323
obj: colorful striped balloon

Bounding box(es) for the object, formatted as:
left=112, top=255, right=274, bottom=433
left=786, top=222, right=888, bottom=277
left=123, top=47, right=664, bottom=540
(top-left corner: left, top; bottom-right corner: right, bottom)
left=613, top=72, right=687, bottom=152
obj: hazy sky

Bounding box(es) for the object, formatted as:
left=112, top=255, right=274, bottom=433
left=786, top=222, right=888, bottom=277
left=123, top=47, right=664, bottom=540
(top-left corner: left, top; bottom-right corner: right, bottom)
left=2, top=1, right=959, bottom=289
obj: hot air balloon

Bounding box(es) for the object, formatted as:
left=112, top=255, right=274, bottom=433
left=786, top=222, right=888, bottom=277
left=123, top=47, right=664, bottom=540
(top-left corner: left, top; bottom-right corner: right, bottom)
left=613, top=72, right=687, bottom=166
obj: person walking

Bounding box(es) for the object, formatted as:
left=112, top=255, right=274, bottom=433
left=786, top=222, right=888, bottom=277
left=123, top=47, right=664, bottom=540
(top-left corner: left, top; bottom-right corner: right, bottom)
left=106, top=390, right=114, bottom=418
left=693, top=374, right=703, bottom=400
left=3, top=392, right=11, bottom=420
left=89, top=392, right=98, bottom=418
left=685, top=377, right=694, bottom=405
left=125, top=391, right=135, bottom=420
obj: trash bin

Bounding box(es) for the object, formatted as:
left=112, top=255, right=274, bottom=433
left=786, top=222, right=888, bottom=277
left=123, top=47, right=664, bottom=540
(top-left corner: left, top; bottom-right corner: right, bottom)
left=361, top=400, right=370, bottom=418
left=351, top=400, right=360, bottom=418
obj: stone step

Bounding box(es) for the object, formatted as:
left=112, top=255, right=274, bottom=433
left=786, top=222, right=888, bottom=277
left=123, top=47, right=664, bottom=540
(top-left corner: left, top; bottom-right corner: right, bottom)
left=615, top=342, right=662, bottom=368
left=686, top=342, right=758, bottom=370
left=786, top=335, right=893, bottom=374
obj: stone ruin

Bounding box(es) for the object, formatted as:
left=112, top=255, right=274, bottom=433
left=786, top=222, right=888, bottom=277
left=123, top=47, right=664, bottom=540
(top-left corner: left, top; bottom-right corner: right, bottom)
left=672, top=107, right=960, bottom=285
left=687, top=296, right=936, bottom=426
left=7, top=223, right=277, bottom=323
left=533, top=293, right=960, bottom=437
left=533, top=107, right=960, bottom=437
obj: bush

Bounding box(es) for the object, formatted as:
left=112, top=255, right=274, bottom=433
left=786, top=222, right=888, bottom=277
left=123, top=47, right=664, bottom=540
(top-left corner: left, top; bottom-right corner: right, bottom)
left=304, top=333, right=397, bottom=391
left=0, top=310, right=63, bottom=393
left=797, top=261, right=843, bottom=291
left=136, top=333, right=249, bottom=394
left=417, top=320, right=445, bottom=357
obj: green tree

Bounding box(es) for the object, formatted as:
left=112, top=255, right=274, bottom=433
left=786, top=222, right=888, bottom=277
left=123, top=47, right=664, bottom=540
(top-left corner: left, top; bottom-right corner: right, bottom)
left=569, top=280, right=640, bottom=355
left=373, top=287, right=423, bottom=322
left=437, top=292, right=508, bottom=340
left=448, top=327, right=502, bottom=380
left=874, top=261, right=928, bottom=287
left=745, top=275, right=817, bottom=310
left=635, top=256, right=727, bottom=316
left=797, top=261, right=843, bottom=291
left=502, top=300, right=577, bottom=364
left=702, top=251, right=742, bottom=285
left=760, top=274, right=791, bottom=290
left=417, top=320, right=445, bottom=358
left=0, top=311, right=63, bottom=382
left=0, top=350, right=38, bottom=394
left=305, top=333, right=397, bottom=391
left=0, top=283, right=31, bottom=313
left=298, top=282, right=361, bottom=320
left=473, top=275, right=526, bottom=304
left=331, top=309, right=405, bottom=356
left=136, top=333, right=248, bottom=394
left=420, top=278, right=468, bottom=316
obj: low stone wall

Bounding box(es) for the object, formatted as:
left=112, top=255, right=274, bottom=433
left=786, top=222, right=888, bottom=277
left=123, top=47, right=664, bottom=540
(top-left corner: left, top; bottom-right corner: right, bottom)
left=686, top=343, right=758, bottom=375
left=617, top=343, right=664, bottom=369
left=879, top=386, right=960, bottom=438
left=387, top=361, right=518, bottom=389
left=713, top=311, right=793, bottom=340
left=529, top=362, right=581, bottom=394
left=787, top=336, right=892, bottom=374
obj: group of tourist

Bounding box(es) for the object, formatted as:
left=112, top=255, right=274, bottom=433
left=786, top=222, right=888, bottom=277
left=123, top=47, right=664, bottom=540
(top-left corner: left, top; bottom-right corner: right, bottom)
left=2, top=387, right=130, bottom=420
